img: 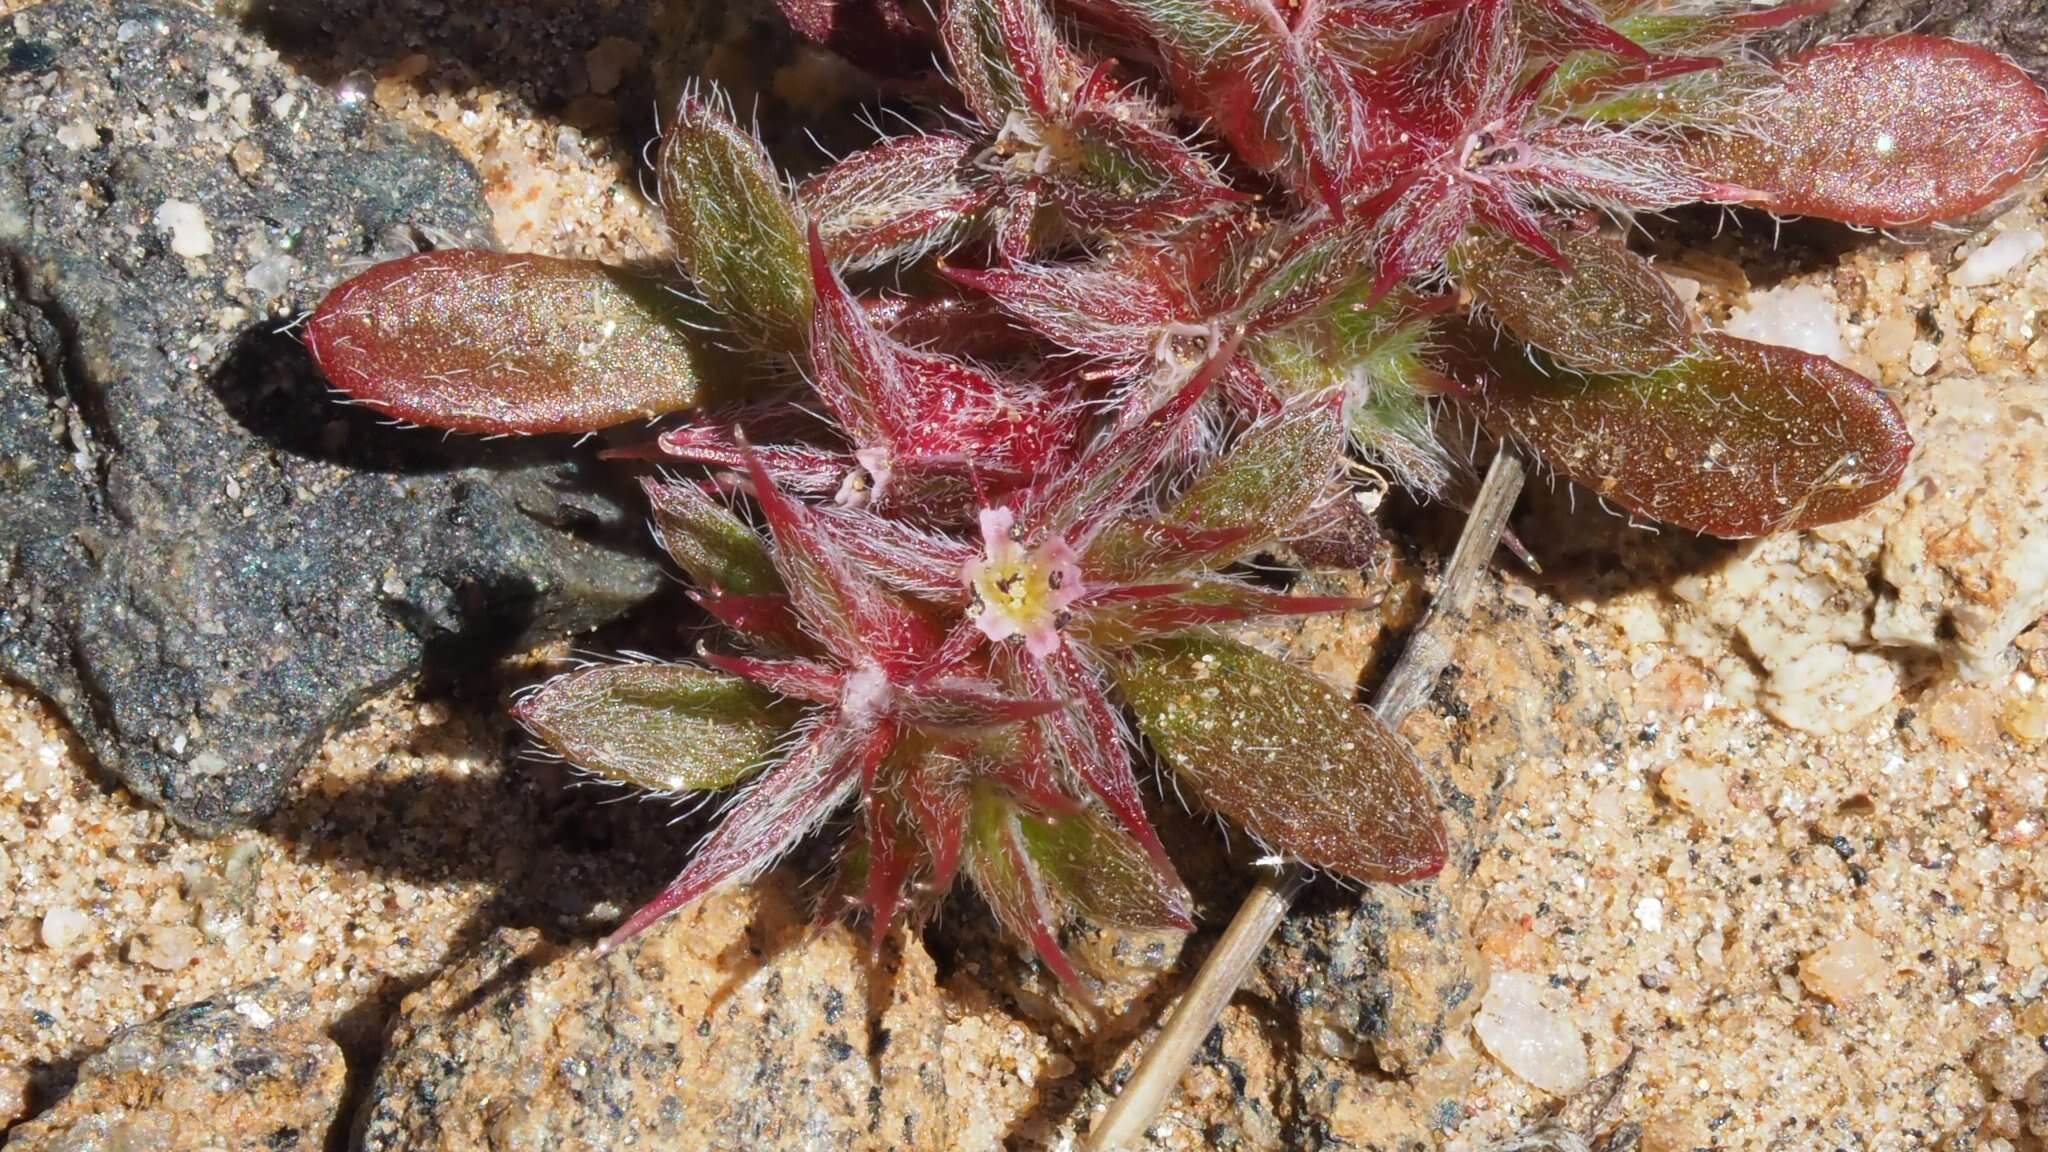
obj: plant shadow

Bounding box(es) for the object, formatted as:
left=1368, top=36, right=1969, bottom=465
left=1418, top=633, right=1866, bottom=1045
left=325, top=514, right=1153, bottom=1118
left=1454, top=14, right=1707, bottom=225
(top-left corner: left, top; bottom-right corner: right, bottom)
left=243, top=0, right=891, bottom=179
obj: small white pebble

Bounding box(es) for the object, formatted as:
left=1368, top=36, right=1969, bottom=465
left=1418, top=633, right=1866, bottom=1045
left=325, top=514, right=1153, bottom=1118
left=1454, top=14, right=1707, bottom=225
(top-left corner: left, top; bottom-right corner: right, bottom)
left=40, top=906, right=89, bottom=950
left=234, top=998, right=277, bottom=1029
left=1473, top=970, right=1589, bottom=1094
left=1952, top=227, right=2044, bottom=288
left=54, top=119, right=100, bottom=150
left=1799, top=929, right=1886, bottom=1005
left=1907, top=341, right=1939, bottom=375
left=1723, top=284, right=1848, bottom=363
left=153, top=200, right=214, bottom=258
left=1634, top=896, right=1665, bottom=934
left=127, top=924, right=203, bottom=971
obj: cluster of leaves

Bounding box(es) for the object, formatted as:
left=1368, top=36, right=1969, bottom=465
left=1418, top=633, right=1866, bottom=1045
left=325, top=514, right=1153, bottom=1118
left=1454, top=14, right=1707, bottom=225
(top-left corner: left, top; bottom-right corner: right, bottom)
left=305, top=0, right=2048, bottom=993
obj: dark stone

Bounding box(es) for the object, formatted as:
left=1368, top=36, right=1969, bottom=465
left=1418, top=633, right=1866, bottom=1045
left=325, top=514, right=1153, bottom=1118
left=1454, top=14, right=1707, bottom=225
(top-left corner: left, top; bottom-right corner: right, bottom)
left=1776, top=0, right=2048, bottom=79
left=5, top=982, right=345, bottom=1150
left=0, top=1, right=662, bottom=833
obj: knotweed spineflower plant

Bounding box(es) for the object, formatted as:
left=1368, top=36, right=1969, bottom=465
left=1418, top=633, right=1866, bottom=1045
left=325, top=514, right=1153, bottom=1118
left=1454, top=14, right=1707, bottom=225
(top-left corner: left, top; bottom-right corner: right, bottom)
left=304, top=0, right=2048, bottom=995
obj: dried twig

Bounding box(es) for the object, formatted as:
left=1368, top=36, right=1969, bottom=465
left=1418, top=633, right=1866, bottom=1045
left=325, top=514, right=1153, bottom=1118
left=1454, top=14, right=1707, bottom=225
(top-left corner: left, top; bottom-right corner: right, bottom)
left=1087, top=447, right=1528, bottom=1151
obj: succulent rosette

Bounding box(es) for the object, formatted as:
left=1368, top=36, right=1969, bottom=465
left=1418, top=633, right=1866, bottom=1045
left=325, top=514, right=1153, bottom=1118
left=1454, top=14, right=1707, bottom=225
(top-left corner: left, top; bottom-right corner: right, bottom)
left=305, top=0, right=2048, bottom=995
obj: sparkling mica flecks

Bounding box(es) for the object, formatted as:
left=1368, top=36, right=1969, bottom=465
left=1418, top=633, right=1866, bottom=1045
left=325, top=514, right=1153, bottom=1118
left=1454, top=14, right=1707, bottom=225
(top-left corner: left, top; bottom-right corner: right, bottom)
left=962, top=507, right=1084, bottom=657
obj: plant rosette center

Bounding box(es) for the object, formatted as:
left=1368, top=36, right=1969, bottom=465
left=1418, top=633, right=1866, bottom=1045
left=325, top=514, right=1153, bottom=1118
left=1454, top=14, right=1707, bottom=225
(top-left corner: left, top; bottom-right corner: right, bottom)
left=962, top=506, right=1084, bottom=656
left=1457, top=122, right=1533, bottom=182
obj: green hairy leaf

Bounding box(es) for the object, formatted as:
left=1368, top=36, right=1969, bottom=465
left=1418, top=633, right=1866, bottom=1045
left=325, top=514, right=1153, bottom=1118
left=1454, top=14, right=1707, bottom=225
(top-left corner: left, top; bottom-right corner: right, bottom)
left=1120, top=635, right=1446, bottom=884
left=1017, top=807, right=1192, bottom=931
left=661, top=96, right=813, bottom=354
left=642, top=478, right=783, bottom=596
left=514, top=664, right=797, bottom=793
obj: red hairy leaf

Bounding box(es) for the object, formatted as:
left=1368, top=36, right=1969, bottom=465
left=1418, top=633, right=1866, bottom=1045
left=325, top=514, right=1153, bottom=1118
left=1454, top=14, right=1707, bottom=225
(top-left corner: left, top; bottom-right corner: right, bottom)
left=1106, top=0, right=1289, bottom=171
left=1696, top=34, right=2048, bottom=226
left=1025, top=331, right=1240, bottom=543
left=689, top=591, right=812, bottom=650
left=1051, top=101, right=1246, bottom=232
left=605, top=715, right=887, bottom=948
left=306, top=250, right=708, bottom=435
left=1086, top=396, right=1347, bottom=578
left=894, top=676, right=1071, bottom=729
left=1519, top=0, right=1651, bottom=61
left=775, top=0, right=936, bottom=77
left=904, top=753, right=970, bottom=893
left=808, top=225, right=914, bottom=442
left=657, top=424, right=850, bottom=497
left=698, top=653, right=847, bottom=702
left=942, top=0, right=1081, bottom=126
left=1023, top=650, right=1174, bottom=874
left=1452, top=225, right=1693, bottom=373
left=800, top=134, right=997, bottom=270
left=1446, top=329, right=1913, bottom=537
left=966, top=789, right=1092, bottom=1001
left=737, top=437, right=943, bottom=667
left=943, top=258, right=1180, bottom=367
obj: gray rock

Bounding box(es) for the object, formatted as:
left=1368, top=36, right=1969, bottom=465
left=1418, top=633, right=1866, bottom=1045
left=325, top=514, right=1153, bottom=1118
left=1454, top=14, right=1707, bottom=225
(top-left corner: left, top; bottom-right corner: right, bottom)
left=0, top=1, right=662, bottom=833
left=353, top=887, right=953, bottom=1152
left=1776, top=0, right=2048, bottom=78
left=5, top=981, right=345, bottom=1151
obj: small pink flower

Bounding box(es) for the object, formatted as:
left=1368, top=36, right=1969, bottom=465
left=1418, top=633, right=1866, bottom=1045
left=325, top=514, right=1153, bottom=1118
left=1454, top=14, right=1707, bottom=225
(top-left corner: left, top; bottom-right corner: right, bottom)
left=962, top=507, right=1085, bottom=657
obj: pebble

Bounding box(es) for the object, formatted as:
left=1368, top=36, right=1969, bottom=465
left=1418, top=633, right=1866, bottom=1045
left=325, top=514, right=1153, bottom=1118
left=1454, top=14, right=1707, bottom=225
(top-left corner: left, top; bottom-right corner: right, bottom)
left=1953, top=226, right=2045, bottom=288
left=2002, top=696, right=2048, bottom=745
left=40, top=906, right=88, bottom=950
left=1928, top=685, right=2002, bottom=750
left=1798, top=930, right=1886, bottom=1005
left=1723, top=283, right=1849, bottom=363
left=4, top=982, right=343, bottom=1152
left=151, top=199, right=213, bottom=258
left=127, top=923, right=203, bottom=971
left=54, top=118, right=98, bottom=149
left=1473, top=970, right=1590, bottom=1094
left=1657, top=762, right=1729, bottom=820
left=1634, top=896, right=1665, bottom=934
left=1907, top=340, right=1940, bottom=374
